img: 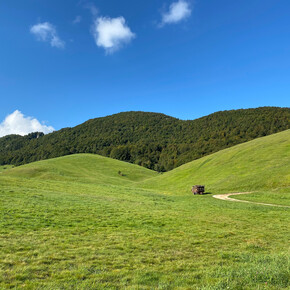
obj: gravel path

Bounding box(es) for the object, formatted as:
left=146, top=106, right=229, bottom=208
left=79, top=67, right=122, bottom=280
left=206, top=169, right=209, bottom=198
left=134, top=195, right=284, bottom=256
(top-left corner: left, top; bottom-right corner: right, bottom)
left=213, top=192, right=290, bottom=208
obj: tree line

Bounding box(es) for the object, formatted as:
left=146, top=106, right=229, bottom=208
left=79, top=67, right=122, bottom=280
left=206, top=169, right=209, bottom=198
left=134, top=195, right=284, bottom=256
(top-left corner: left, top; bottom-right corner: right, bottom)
left=0, top=107, right=289, bottom=171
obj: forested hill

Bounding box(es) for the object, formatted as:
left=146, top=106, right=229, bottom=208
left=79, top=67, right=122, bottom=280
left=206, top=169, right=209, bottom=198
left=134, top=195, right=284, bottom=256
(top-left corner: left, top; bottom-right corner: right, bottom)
left=0, top=107, right=289, bottom=171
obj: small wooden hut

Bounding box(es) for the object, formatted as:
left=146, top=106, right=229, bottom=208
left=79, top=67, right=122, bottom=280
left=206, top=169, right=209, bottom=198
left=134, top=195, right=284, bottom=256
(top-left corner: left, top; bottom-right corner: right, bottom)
left=192, top=185, right=205, bottom=195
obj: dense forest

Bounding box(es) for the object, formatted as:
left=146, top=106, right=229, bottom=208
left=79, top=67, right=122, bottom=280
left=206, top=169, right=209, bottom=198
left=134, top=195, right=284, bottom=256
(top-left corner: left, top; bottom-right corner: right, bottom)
left=0, top=107, right=289, bottom=171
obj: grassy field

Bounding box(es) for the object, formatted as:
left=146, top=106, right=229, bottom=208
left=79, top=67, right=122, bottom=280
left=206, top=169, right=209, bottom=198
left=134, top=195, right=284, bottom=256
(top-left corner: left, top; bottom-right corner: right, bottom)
left=233, top=189, right=290, bottom=206
left=141, top=129, right=290, bottom=195
left=0, top=165, right=13, bottom=172
left=0, top=131, right=289, bottom=289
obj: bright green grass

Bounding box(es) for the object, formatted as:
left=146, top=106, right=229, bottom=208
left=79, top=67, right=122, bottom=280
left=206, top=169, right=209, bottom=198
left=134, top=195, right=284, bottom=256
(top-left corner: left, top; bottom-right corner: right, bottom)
left=233, top=188, right=290, bottom=206
left=5, top=154, right=158, bottom=185
left=0, top=131, right=289, bottom=289
left=141, top=130, right=290, bottom=195
left=0, top=165, right=13, bottom=172
left=0, top=178, right=289, bottom=289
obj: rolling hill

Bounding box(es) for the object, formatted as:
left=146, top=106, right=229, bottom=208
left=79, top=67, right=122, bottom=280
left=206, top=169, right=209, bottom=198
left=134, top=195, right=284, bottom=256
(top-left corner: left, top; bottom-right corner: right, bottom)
left=1, top=106, right=289, bottom=171
left=141, top=129, right=290, bottom=195
left=0, top=129, right=289, bottom=288
left=2, top=129, right=288, bottom=195
left=3, top=153, right=157, bottom=186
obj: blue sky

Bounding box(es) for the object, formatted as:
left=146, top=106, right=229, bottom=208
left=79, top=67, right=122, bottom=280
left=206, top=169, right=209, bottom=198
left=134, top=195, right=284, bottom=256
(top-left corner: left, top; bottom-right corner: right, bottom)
left=0, top=0, right=289, bottom=135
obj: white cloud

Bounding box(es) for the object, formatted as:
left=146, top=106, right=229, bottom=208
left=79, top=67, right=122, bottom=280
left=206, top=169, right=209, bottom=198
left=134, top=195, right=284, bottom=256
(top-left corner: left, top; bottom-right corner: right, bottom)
left=73, top=16, right=82, bottom=24
left=161, top=0, right=192, bottom=25
left=0, top=110, right=55, bottom=137
left=30, top=22, right=65, bottom=49
left=92, top=16, right=135, bottom=54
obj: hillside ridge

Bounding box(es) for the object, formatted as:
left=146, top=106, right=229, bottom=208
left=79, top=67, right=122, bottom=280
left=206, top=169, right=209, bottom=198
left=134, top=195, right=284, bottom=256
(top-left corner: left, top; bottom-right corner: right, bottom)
left=3, top=130, right=289, bottom=196
left=0, top=106, right=289, bottom=171
left=140, top=129, right=290, bottom=195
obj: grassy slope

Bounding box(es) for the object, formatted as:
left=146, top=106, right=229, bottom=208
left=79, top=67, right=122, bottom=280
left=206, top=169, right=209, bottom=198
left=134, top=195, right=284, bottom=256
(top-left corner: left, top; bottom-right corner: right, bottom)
left=0, top=131, right=289, bottom=289
left=233, top=189, right=290, bottom=206
left=5, top=154, right=158, bottom=185
left=141, top=130, right=290, bottom=195
left=0, top=165, right=13, bottom=172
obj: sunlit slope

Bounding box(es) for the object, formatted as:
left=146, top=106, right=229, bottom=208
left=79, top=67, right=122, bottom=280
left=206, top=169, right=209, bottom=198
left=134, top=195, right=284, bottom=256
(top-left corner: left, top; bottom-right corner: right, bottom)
left=0, top=132, right=289, bottom=288
left=2, top=130, right=289, bottom=193
left=142, top=130, right=290, bottom=195
left=3, top=154, right=158, bottom=186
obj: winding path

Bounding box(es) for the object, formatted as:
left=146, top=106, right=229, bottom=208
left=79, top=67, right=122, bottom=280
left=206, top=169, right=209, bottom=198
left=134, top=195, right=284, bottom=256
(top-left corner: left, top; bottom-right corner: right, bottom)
left=213, top=192, right=290, bottom=208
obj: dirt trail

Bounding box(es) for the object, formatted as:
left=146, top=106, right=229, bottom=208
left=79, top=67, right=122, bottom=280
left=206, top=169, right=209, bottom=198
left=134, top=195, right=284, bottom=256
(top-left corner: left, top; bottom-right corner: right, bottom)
left=213, top=192, right=290, bottom=208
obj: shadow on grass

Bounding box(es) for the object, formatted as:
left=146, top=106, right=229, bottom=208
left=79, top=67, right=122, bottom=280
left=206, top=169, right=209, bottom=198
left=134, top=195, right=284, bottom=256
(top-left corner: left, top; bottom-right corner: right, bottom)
left=192, top=192, right=212, bottom=196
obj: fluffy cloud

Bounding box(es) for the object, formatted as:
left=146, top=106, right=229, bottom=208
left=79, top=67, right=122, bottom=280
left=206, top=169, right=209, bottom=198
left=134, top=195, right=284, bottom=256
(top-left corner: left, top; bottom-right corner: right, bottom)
left=92, top=16, right=135, bottom=54
left=0, top=110, right=55, bottom=137
left=161, top=0, right=192, bottom=25
left=30, top=22, right=65, bottom=49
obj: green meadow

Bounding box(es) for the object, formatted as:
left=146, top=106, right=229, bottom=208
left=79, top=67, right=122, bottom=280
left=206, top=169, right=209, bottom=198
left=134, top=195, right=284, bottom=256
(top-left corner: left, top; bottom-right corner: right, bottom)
left=0, top=130, right=289, bottom=289
left=141, top=129, right=290, bottom=195
left=0, top=165, right=13, bottom=173
left=233, top=189, right=290, bottom=207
